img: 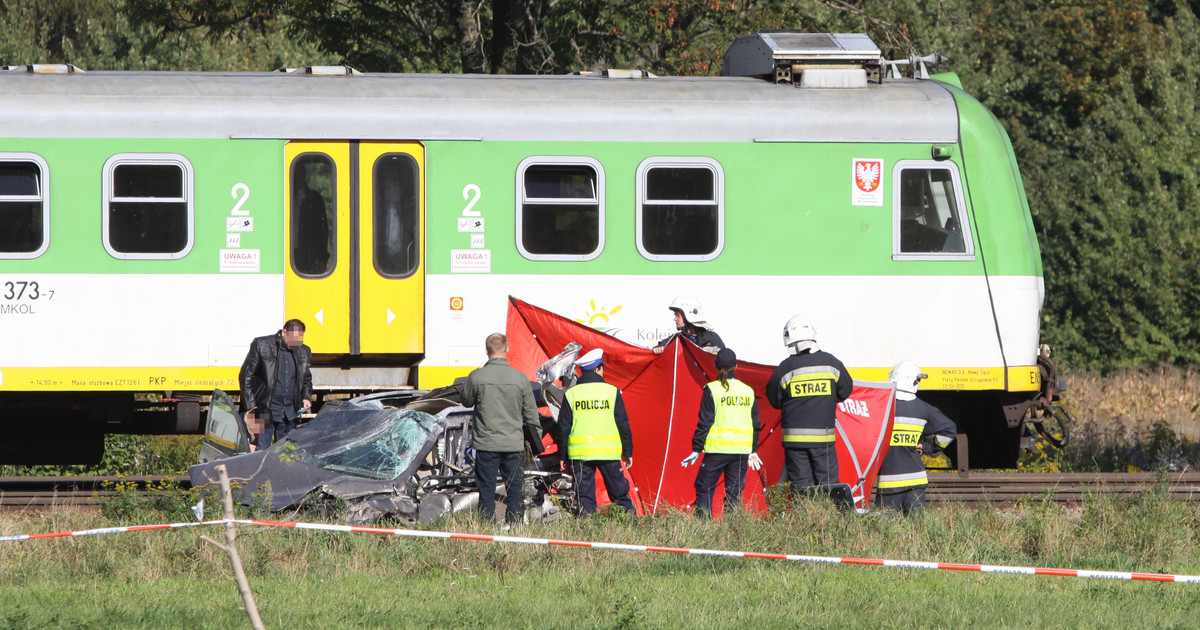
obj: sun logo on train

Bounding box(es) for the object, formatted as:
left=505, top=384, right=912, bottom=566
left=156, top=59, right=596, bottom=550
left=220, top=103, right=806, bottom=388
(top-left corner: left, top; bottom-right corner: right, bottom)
left=576, top=300, right=624, bottom=335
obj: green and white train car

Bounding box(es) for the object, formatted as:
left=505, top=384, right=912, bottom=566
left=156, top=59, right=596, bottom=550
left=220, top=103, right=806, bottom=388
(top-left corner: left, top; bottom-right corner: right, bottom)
left=0, top=33, right=1043, bottom=466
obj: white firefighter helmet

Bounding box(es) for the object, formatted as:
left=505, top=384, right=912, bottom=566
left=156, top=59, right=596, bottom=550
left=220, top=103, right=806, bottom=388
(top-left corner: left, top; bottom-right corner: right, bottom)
left=889, top=360, right=928, bottom=394
left=782, top=315, right=817, bottom=348
left=669, top=295, right=706, bottom=325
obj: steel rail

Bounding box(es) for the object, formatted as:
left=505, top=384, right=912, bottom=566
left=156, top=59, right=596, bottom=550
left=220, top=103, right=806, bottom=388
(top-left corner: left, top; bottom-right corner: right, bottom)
left=4, top=473, right=1200, bottom=510
left=925, top=472, right=1200, bottom=504
left=0, top=475, right=188, bottom=510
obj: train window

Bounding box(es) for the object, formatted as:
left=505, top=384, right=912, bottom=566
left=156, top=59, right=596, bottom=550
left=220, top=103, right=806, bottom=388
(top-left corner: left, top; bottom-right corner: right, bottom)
left=291, top=153, right=336, bottom=277
left=893, top=161, right=974, bottom=260
left=103, top=154, right=193, bottom=260
left=636, top=158, right=724, bottom=261
left=373, top=153, right=420, bottom=278
left=516, top=157, right=604, bottom=261
left=0, top=154, right=49, bottom=259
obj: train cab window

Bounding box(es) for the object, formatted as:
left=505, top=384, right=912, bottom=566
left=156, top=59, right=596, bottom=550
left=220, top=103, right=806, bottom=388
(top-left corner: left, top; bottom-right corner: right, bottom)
left=893, top=161, right=974, bottom=260
left=516, top=157, right=603, bottom=261
left=103, top=155, right=193, bottom=259
left=373, top=153, right=420, bottom=278
left=291, top=154, right=335, bottom=277
left=636, top=158, right=724, bottom=261
left=0, top=154, right=49, bottom=259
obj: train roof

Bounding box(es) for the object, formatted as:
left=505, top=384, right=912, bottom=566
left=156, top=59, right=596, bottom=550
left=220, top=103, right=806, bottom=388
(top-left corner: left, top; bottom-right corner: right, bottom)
left=0, top=70, right=959, bottom=144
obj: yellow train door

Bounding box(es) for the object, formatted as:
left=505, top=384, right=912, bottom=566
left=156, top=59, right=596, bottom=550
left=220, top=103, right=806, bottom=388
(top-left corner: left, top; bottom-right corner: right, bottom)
left=357, top=142, right=425, bottom=355
left=285, top=142, right=351, bottom=355
left=284, top=141, right=424, bottom=359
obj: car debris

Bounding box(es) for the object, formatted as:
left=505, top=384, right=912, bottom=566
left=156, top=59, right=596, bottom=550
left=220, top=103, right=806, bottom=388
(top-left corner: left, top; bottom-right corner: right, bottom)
left=191, top=377, right=576, bottom=526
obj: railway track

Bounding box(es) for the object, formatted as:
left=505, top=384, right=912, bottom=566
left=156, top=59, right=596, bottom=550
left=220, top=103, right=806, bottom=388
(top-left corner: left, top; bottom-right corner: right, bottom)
left=926, top=471, right=1200, bottom=504
left=3, top=472, right=1200, bottom=511
left=0, top=475, right=189, bottom=510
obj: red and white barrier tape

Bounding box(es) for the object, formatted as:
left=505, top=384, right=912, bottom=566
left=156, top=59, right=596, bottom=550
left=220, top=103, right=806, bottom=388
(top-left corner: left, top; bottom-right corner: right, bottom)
left=250, top=519, right=1200, bottom=584
left=5, top=516, right=1199, bottom=584
left=0, top=519, right=224, bottom=542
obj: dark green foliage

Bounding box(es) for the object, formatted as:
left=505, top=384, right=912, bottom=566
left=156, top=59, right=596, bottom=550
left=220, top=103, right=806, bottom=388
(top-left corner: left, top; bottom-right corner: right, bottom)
left=954, top=0, right=1200, bottom=370
left=121, top=0, right=859, bottom=75
left=0, top=0, right=334, bottom=70
left=0, top=435, right=204, bottom=476
left=124, top=0, right=642, bottom=73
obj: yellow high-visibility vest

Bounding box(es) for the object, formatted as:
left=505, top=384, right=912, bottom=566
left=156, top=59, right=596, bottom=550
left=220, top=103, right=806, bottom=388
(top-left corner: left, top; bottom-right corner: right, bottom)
left=703, top=380, right=755, bottom=454
left=566, top=382, right=621, bottom=461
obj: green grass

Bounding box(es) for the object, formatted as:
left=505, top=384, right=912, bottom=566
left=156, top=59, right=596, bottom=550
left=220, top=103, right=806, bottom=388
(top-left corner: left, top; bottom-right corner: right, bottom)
left=4, top=489, right=1200, bottom=629
left=6, top=567, right=1196, bottom=630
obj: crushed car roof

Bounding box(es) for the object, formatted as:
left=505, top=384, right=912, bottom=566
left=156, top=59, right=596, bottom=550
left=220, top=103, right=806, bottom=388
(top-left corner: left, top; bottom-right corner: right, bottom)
left=191, top=391, right=457, bottom=511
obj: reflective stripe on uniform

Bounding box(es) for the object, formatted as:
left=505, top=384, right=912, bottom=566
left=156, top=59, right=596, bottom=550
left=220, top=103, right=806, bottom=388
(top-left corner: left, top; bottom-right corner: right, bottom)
left=877, top=470, right=929, bottom=489
left=780, top=366, right=841, bottom=398
left=567, top=434, right=623, bottom=459
left=704, top=380, right=755, bottom=454
left=782, top=427, right=836, bottom=443
left=705, top=429, right=754, bottom=451
left=895, top=416, right=927, bottom=428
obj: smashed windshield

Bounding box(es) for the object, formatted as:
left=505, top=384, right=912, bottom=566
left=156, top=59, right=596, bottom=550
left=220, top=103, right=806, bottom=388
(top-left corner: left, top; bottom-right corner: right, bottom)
left=295, top=405, right=443, bottom=481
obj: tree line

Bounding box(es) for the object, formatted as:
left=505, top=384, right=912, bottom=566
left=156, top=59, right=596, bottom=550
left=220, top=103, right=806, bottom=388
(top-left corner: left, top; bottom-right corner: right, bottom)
left=3, top=0, right=1198, bottom=373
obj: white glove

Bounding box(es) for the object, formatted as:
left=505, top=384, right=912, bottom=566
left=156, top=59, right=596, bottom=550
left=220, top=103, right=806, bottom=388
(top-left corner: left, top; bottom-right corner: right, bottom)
left=748, top=453, right=763, bottom=471
left=680, top=452, right=700, bottom=467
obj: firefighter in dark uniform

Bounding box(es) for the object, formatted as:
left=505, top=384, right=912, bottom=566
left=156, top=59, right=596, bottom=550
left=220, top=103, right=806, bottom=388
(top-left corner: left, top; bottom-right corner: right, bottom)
left=681, top=348, right=763, bottom=518
left=767, top=315, right=853, bottom=495
left=877, top=360, right=957, bottom=515
left=555, top=349, right=636, bottom=515
left=653, top=295, right=725, bottom=354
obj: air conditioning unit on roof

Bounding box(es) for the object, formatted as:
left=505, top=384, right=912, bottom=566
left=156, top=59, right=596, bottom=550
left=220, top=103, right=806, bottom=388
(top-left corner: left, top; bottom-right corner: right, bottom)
left=722, top=31, right=883, bottom=87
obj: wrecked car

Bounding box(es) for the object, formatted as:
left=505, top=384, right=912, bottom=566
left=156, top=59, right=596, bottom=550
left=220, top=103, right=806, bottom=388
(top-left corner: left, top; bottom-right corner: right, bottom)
left=190, top=380, right=575, bottom=526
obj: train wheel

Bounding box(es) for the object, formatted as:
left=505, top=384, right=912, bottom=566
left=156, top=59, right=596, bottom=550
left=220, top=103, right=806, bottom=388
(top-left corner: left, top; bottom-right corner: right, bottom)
left=1031, top=404, right=1071, bottom=449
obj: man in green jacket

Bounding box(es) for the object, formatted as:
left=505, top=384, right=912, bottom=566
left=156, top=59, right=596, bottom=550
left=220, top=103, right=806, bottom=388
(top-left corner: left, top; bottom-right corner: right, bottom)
left=461, top=333, right=541, bottom=524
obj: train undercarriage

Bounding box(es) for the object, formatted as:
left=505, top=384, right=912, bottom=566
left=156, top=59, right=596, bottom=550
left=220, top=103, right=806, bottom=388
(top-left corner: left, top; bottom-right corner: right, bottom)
left=0, top=356, right=1067, bottom=470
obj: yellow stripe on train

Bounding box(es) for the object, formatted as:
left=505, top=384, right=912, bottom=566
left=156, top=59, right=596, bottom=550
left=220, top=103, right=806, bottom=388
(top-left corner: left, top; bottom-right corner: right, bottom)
left=415, top=365, right=1043, bottom=393
left=0, top=364, right=1041, bottom=393
left=849, top=366, right=1041, bottom=392
left=0, top=367, right=237, bottom=391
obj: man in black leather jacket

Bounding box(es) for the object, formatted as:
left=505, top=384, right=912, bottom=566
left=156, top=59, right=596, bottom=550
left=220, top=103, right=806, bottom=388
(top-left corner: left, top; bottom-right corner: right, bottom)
left=239, top=319, right=314, bottom=450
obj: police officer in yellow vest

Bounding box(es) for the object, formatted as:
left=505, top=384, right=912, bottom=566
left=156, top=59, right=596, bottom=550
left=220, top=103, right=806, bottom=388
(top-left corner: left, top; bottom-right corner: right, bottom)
left=681, top=348, right=763, bottom=518
left=877, top=360, right=957, bottom=515
left=555, top=348, right=636, bottom=515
